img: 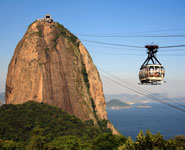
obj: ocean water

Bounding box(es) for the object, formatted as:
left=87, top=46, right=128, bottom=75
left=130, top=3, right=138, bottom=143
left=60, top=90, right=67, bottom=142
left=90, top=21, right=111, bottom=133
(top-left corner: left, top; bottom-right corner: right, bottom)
left=107, top=103, right=185, bottom=140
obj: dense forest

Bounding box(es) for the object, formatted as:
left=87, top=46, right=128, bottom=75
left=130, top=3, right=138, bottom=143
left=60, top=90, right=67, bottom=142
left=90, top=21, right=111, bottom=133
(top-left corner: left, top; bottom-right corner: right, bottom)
left=0, top=101, right=184, bottom=150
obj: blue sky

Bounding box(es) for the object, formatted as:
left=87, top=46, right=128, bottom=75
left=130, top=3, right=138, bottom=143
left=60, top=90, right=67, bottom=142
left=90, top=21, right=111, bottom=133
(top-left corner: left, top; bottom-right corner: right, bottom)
left=0, top=0, right=185, bottom=97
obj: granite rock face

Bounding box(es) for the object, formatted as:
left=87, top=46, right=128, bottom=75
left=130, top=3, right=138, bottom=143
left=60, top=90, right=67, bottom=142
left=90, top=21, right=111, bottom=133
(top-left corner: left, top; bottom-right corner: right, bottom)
left=6, top=20, right=119, bottom=134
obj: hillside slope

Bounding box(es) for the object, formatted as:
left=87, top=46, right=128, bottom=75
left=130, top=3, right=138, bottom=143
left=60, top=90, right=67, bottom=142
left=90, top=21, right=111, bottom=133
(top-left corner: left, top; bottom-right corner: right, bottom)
left=0, top=101, right=109, bottom=142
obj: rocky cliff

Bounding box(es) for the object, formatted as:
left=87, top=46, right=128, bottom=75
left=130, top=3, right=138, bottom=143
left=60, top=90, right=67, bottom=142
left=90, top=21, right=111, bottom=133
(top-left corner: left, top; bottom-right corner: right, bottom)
left=6, top=19, right=119, bottom=134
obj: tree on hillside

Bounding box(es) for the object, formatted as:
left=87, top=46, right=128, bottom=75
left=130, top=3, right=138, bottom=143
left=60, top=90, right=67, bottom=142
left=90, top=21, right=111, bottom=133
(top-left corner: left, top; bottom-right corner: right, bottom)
left=44, top=136, right=92, bottom=150
left=118, top=137, right=135, bottom=150
left=118, top=129, right=184, bottom=150
left=26, top=126, right=47, bottom=150
left=92, top=133, right=126, bottom=150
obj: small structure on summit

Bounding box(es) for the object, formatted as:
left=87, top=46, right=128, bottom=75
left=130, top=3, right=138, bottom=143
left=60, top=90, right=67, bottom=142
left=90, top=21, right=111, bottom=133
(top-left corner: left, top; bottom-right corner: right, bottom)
left=37, top=14, right=53, bottom=23
left=44, top=14, right=53, bottom=23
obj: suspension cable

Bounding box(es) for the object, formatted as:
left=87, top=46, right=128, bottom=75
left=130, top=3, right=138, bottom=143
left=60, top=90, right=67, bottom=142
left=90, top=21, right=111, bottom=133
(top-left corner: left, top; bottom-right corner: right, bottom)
left=99, top=68, right=185, bottom=109
left=100, top=72, right=185, bottom=113
left=76, top=27, right=185, bottom=35
left=78, top=34, right=185, bottom=38
left=81, top=39, right=185, bottom=49
left=81, top=39, right=144, bottom=48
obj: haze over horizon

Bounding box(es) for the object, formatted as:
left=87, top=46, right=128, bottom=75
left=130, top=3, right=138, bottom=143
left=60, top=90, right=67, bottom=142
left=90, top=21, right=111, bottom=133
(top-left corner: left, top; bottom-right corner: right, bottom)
left=1, top=0, right=185, bottom=97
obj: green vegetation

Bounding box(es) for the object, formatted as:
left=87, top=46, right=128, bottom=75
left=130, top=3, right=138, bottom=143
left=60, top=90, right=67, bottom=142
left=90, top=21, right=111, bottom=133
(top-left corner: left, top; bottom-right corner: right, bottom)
left=0, top=101, right=124, bottom=149
left=172, top=135, right=185, bottom=148
left=45, top=48, right=49, bottom=52
left=106, top=99, right=130, bottom=109
left=52, top=22, right=79, bottom=49
left=56, top=23, right=78, bottom=47
left=82, top=63, right=90, bottom=89
left=81, top=62, right=98, bottom=125
left=36, top=24, right=43, bottom=37
left=45, top=136, right=92, bottom=150
left=90, top=97, right=98, bottom=121
left=0, top=101, right=184, bottom=149
left=92, top=133, right=126, bottom=150
left=53, top=33, right=61, bottom=48
left=0, top=101, right=104, bottom=142
left=118, top=130, right=185, bottom=150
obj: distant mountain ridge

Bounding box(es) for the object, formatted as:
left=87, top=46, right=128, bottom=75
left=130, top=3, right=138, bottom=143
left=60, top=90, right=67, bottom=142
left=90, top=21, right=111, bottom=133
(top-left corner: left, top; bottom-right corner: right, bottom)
left=105, top=93, right=185, bottom=103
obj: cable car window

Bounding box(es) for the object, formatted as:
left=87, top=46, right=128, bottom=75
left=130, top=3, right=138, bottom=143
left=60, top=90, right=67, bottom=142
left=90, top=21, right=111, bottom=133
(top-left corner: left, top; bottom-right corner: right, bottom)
left=155, top=66, right=160, bottom=72
left=161, top=67, right=164, bottom=72
left=149, top=66, right=153, bottom=72
left=148, top=66, right=154, bottom=77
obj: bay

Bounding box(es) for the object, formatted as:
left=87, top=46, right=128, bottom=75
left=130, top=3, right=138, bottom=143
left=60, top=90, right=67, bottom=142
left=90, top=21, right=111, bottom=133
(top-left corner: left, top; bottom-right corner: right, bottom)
left=107, top=102, right=185, bottom=140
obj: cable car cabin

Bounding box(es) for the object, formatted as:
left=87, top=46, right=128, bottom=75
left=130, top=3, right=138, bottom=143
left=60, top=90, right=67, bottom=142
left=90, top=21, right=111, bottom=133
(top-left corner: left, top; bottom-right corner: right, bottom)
left=139, top=64, right=165, bottom=85
left=139, top=45, right=165, bottom=85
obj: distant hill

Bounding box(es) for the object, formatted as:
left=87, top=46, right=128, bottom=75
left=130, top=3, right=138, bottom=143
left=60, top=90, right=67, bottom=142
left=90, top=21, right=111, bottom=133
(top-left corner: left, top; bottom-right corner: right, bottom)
left=0, top=92, right=5, bottom=104
left=106, top=99, right=130, bottom=109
